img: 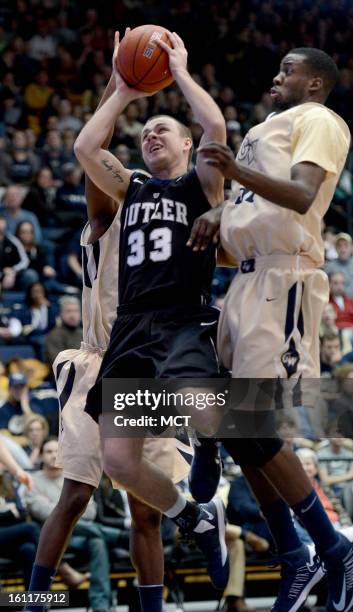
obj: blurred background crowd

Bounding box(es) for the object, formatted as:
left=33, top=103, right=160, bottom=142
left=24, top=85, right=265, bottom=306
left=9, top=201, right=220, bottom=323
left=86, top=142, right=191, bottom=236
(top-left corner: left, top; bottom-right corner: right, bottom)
left=1, top=1, right=353, bottom=609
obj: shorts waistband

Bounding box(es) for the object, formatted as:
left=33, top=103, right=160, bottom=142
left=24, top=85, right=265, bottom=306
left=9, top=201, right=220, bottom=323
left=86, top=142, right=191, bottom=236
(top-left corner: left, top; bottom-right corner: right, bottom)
left=80, top=341, right=106, bottom=356
left=239, top=254, right=317, bottom=273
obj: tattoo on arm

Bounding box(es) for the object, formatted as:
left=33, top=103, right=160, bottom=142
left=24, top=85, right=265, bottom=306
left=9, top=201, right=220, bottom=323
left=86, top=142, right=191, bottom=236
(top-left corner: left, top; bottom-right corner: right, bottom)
left=101, top=159, right=124, bottom=182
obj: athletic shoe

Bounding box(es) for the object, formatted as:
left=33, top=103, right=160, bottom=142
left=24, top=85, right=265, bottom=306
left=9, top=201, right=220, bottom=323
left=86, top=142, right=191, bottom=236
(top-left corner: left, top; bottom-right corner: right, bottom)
left=271, top=544, right=325, bottom=612
left=192, top=497, right=229, bottom=590
left=324, top=535, right=353, bottom=612
left=188, top=437, right=222, bottom=502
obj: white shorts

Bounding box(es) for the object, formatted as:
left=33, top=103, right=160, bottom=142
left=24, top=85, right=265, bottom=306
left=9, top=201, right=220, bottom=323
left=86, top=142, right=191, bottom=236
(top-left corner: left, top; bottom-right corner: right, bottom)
left=54, top=344, right=191, bottom=489
left=218, top=255, right=329, bottom=379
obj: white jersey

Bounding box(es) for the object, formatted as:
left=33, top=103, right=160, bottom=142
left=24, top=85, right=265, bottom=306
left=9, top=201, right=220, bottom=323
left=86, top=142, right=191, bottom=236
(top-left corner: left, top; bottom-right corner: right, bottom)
left=81, top=210, right=120, bottom=349
left=221, top=102, right=350, bottom=267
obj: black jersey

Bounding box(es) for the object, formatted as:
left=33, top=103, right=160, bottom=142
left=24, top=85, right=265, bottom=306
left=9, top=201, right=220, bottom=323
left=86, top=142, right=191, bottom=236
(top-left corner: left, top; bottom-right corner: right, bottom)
left=118, top=169, right=216, bottom=308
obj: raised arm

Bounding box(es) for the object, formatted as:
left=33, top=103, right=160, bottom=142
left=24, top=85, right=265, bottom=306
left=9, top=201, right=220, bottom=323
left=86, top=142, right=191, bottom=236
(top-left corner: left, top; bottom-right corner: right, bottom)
left=74, top=32, right=149, bottom=208
left=158, top=33, right=226, bottom=206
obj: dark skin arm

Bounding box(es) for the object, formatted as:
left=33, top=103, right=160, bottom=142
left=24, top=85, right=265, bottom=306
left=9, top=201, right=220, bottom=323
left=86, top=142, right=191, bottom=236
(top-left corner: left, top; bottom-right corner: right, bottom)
left=85, top=73, right=117, bottom=243
left=197, top=142, right=326, bottom=215
left=187, top=202, right=225, bottom=251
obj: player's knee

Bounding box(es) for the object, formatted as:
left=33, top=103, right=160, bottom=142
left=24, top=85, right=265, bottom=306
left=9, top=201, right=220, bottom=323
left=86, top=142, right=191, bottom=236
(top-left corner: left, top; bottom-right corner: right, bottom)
left=222, top=437, right=283, bottom=467
left=57, top=482, right=92, bottom=519
left=129, top=498, right=161, bottom=534
left=103, top=451, right=139, bottom=488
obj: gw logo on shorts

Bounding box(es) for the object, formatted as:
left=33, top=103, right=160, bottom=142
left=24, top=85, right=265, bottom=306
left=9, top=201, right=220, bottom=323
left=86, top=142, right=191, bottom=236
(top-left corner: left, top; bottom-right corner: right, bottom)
left=281, top=338, right=300, bottom=377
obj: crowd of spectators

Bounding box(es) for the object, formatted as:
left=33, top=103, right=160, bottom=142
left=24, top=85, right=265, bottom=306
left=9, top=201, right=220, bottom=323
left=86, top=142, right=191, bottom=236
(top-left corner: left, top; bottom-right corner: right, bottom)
left=1, top=0, right=353, bottom=610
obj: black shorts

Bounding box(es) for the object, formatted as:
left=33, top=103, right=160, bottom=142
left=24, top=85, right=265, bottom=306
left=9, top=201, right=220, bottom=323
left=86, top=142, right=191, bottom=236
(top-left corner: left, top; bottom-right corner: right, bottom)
left=85, top=304, right=220, bottom=422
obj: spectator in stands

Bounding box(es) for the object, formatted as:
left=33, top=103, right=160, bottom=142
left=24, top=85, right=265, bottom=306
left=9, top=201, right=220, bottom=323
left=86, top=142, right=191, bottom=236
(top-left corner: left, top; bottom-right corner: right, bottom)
left=55, top=163, right=86, bottom=229
left=18, top=282, right=56, bottom=360
left=0, top=373, right=43, bottom=442
left=44, top=296, right=81, bottom=365
left=23, top=69, right=54, bottom=119
left=318, top=429, right=353, bottom=518
left=333, top=365, right=353, bottom=439
left=27, top=437, right=112, bottom=612
left=114, top=144, right=132, bottom=168
left=296, top=448, right=351, bottom=529
left=329, top=271, right=353, bottom=350
left=227, top=474, right=274, bottom=548
left=2, top=130, right=40, bottom=185
left=0, top=214, right=29, bottom=290
left=27, top=19, right=57, bottom=62
left=22, top=168, right=57, bottom=229
left=23, top=414, right=49, bottom=469
left=0, top=281, right=22, bottom=343
left=326, top=233, right=353, bottom=298
left=65, top=230, right=82, bottom=288
left=57, top=99, right=82, bottom=133
left=15, top=222, right=60, bottom=292
left=40, top=130, right=68, bottom=181
left=323, top=225, right=338, bottom=262
left=1, top=185, right=42, bottom=244
left=320, top=331, right=343, bottom=375
left=0, top=468, right=40, bottom=588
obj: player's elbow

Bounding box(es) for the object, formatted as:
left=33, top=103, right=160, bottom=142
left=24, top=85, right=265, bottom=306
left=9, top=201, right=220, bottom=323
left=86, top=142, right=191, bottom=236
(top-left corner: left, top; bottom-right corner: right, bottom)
left=74, top=134, right=94, bottom=163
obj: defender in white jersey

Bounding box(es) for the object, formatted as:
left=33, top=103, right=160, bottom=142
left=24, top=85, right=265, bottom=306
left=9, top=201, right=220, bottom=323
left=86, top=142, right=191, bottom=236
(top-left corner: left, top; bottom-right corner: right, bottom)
left=198, top=48, right=353, bottom=612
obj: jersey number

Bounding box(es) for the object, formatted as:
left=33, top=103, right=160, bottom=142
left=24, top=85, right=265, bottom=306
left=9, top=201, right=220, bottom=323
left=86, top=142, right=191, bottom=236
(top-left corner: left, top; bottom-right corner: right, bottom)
left=127, top=228, right=172, bottom=267
left=235, top=187, right=255, bottom=205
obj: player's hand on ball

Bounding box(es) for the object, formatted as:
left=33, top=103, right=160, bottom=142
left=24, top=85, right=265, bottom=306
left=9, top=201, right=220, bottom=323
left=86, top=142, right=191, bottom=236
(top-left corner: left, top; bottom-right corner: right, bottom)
left=187, top=206, right=223, bottom=251
left=156, top=31, right=188, bottom=77
left=112, top=30, right=154, bottom=101
left=198, top=142, right=238, bottom=179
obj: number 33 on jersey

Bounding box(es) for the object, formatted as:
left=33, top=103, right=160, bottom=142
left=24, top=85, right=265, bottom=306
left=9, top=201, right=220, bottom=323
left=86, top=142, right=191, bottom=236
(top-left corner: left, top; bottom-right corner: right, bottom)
left=119, top=170, right=217, bottom=308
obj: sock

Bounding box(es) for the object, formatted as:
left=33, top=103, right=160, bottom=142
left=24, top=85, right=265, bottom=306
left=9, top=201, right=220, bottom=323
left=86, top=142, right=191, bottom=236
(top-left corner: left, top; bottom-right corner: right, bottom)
left=24, top=564, right=55, bottom=611
left=261, top=497, right=302, bottom=555
left=292, top=490, right=340, bottom=555
left=165, top=494, right=200, bottom=532
left=138, top=584, right=163, bottom=612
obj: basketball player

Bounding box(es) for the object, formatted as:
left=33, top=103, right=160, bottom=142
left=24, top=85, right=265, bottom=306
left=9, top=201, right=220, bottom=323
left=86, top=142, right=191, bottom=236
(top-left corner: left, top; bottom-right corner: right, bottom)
left=196, top=48, right=353, bottom=611
left=74, top=30, right=230, bottom=590
left=24, top=74, right=191, bottom=612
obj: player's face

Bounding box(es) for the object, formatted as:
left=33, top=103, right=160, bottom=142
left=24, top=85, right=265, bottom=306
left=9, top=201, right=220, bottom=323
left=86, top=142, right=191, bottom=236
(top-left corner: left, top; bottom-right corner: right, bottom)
left=300, top=457, right=317, bottom=480
left=41, top=440, right=59, bottom=468
left=270, top=54, right=314, bottom=111
left=141, top=117, right=191, bottom=173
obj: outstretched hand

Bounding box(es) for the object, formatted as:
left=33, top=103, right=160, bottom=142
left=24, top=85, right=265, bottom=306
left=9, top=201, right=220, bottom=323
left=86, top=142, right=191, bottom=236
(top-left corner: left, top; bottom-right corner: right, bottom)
left=156, top=31, right=188, bottom=77
left=197, top=142, right=238, bottom=179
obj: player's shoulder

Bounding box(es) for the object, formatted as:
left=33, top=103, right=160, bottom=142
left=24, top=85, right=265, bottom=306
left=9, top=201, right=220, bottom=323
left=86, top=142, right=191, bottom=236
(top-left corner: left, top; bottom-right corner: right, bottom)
left=293, top=103, right=349, bottom=136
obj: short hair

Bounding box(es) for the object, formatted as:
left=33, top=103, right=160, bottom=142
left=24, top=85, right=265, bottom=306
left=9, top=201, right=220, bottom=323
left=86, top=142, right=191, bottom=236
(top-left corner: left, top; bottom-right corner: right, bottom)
left=40, top=435, right=58, bottom=455
left=59, top=296, right=80, bottom=310
left=296, top=447, right=318, bottom=467
left=328, top=270, right=345, bottom=281
left=321, top=330, right=340, bottom=343
left=291, top=47, right=339, bottom=95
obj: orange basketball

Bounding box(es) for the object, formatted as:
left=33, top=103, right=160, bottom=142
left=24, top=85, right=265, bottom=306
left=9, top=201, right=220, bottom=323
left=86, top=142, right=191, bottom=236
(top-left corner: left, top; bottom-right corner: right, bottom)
left=117, top=25, right=175, bottom=93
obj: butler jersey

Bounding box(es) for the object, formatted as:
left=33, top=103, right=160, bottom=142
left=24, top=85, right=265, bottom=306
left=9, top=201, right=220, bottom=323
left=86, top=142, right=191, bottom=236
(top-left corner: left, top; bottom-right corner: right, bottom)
left=80, top=209, right=120, bottom=349
left=221, top=102, right=350, bottom=267
left=119, top=169, right=216, bottom=308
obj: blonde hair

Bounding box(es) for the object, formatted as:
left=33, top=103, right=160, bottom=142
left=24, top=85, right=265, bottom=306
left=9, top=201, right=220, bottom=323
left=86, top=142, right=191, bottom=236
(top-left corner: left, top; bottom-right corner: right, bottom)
left=24, top=414, right=49, bottom=438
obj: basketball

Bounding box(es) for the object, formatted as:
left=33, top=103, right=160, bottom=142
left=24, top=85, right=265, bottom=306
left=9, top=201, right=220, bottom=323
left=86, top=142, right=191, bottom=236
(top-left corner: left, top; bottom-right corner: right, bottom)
left=116, top=25, right=175, bottom=93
